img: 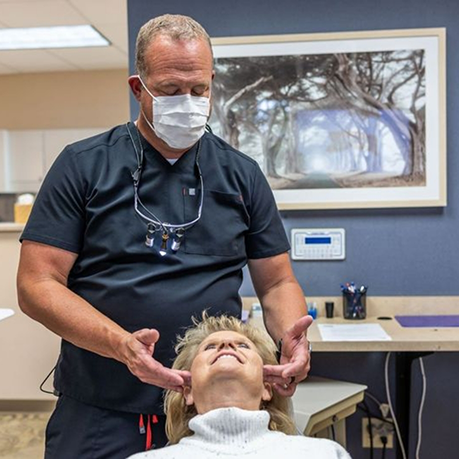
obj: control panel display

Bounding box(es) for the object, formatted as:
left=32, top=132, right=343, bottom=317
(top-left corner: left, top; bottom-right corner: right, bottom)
left=291, top=228, right=345, bottom=260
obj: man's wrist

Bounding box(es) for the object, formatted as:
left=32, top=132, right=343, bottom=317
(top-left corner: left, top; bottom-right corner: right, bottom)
left=112, top=331, right=132, bottom=363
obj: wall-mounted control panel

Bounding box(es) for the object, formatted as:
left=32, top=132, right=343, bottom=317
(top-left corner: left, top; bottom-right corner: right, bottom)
left=291, top=228, right=345, bottom=261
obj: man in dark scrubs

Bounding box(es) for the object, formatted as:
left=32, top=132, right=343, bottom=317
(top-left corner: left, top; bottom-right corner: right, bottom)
left=17, top=14, right=312, bottom=459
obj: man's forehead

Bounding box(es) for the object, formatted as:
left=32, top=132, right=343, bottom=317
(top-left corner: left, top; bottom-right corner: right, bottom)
left=147, top=34, right=212, bottom=56
left=144, top=38, right=213, bottom=77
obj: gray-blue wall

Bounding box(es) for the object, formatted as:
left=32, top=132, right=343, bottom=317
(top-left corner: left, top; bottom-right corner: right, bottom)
left=127, top=0, right=459, bottom=298
left=126, top=2, right=459, bottom=458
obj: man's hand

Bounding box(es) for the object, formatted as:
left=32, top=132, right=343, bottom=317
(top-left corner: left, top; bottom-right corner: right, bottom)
left=119, top=328, right=191, bottom=393
left=263, top=315, right=313, bottom=396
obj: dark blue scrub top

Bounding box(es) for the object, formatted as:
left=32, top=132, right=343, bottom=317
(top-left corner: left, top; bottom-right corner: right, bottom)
left=20, top=124, right=290, bottom=413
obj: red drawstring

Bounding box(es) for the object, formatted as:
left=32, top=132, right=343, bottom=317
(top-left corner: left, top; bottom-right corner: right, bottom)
left=146, top=415, right=152, bottom=450
left=139, top=414, right=159, bottom=450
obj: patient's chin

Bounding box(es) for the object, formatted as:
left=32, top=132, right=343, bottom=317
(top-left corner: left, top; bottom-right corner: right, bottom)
left=213, top=357, right=241, bottom=367
left=210, top=364, right=242, bottom=378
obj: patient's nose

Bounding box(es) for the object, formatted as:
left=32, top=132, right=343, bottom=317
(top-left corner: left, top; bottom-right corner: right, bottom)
left=217, top=340, right=236, bottom=350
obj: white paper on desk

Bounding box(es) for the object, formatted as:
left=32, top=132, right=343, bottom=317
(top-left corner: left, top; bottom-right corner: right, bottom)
left=0, top=308, right=14, bottom=322
left=318, top=324, right=392, bottom=341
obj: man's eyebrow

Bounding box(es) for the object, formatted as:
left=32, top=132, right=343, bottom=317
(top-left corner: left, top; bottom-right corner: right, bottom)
left=157, top=81, right=208, bottom=88
left=156, top=82, right=179, bottom=88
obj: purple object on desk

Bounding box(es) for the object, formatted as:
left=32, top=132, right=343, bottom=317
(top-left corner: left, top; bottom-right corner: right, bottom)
left=395, top=315, right=459, bottom=327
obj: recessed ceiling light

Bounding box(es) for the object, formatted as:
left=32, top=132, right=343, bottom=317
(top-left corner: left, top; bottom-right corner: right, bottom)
left=0, top=25, right=110, bottom=50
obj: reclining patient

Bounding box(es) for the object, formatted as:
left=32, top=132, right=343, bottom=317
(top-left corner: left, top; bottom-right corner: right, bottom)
left=128, top=315, right=351, bottom=458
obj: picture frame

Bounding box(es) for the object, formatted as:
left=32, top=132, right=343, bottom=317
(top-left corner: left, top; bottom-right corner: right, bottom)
left=210, top=28, right=446, bottom=210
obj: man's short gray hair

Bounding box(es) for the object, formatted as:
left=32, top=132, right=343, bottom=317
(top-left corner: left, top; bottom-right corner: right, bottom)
left=135, top=14, right=213, bottom=78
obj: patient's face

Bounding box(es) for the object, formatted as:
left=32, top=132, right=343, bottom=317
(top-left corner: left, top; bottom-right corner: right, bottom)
left=184, top=330, right=271, bottom=411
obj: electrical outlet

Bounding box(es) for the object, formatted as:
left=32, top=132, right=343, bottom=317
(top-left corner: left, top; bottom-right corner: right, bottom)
left=362, top=418, right=394, bottom=448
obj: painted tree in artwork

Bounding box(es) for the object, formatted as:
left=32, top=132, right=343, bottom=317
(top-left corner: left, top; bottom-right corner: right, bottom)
left=212, top=55, right=328, bottom=178
left=210, top=48, right=427, bottom=189
left=330, top=50, right=425, bottom=178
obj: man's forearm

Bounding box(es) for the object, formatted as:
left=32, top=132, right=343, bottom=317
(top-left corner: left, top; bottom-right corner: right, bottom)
left=260, top=279, right=307, bottom=343
left=18, top=278, right=130, bottom=362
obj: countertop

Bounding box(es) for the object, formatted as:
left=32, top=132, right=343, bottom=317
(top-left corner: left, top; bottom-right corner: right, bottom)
left=307, top=316, right=459, bottom=352
left=0, top=223, right=24, bottom=232
left=243, top=296, right=459, bottom=352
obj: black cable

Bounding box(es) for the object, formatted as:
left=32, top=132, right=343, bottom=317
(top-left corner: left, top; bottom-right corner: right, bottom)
left=364, top=391, right=385, bottom=410
left=381, top=435, right=388, bottom=459
left=330, top=423, right=336, bottom=442
left=39, top=365, right=57, bottom=395
left=362, top=399, right=374, bottom=459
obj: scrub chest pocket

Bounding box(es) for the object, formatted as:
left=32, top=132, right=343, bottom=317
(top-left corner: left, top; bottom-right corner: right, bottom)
left=183, top=190, right=249, bottom=257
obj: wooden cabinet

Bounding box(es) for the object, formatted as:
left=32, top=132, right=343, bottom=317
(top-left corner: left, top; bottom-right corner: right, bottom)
left=7, top=131, right=45, bottom=192
left=0, top=228, right=60, bottom=400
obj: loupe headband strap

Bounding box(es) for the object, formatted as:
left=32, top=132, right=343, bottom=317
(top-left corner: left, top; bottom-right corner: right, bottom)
left=126, top=122, right=204, bottom=233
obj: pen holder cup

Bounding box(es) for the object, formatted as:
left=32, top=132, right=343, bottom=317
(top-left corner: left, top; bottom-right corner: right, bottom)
left=342, top=292, right=367, bottom=320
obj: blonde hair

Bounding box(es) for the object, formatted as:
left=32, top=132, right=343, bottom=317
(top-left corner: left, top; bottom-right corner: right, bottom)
left=135, top=14, right=213, bottom=78
left=164, top=314, right=297, bottom=444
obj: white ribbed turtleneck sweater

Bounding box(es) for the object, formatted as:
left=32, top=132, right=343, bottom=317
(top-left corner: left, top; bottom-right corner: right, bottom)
left=128, top=407, right=351, bottom=458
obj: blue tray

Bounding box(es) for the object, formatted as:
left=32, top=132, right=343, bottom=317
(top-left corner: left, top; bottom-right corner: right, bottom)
left=395, top=315, right=459, bottom=328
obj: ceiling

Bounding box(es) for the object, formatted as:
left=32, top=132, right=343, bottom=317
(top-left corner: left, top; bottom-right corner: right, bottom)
left=0, top=0, right=128, bottom=74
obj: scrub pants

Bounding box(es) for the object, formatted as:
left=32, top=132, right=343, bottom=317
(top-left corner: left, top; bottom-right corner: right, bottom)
left=45, top=395, right=168, bottom=459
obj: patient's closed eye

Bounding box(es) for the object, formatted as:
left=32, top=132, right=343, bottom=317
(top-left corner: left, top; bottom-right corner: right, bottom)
left=203, top=341, right=250, bottom=350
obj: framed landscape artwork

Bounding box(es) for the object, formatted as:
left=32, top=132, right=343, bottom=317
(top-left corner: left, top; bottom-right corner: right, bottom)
left=209, top=28, right=446, bottom=209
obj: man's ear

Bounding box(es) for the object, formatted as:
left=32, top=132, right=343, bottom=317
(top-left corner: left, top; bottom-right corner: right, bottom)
left=183, top=386, right=194, bottom=406
left=128, top=75, right=143, bottom=101
left=262, top=382, right=273, bottom=402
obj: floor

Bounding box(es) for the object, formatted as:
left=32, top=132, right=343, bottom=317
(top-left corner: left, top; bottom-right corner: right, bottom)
left=0, top=411, right=51, bottom=458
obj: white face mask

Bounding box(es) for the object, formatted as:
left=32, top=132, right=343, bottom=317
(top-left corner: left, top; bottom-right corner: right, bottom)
left=138, top=76, right=210, bottom=150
